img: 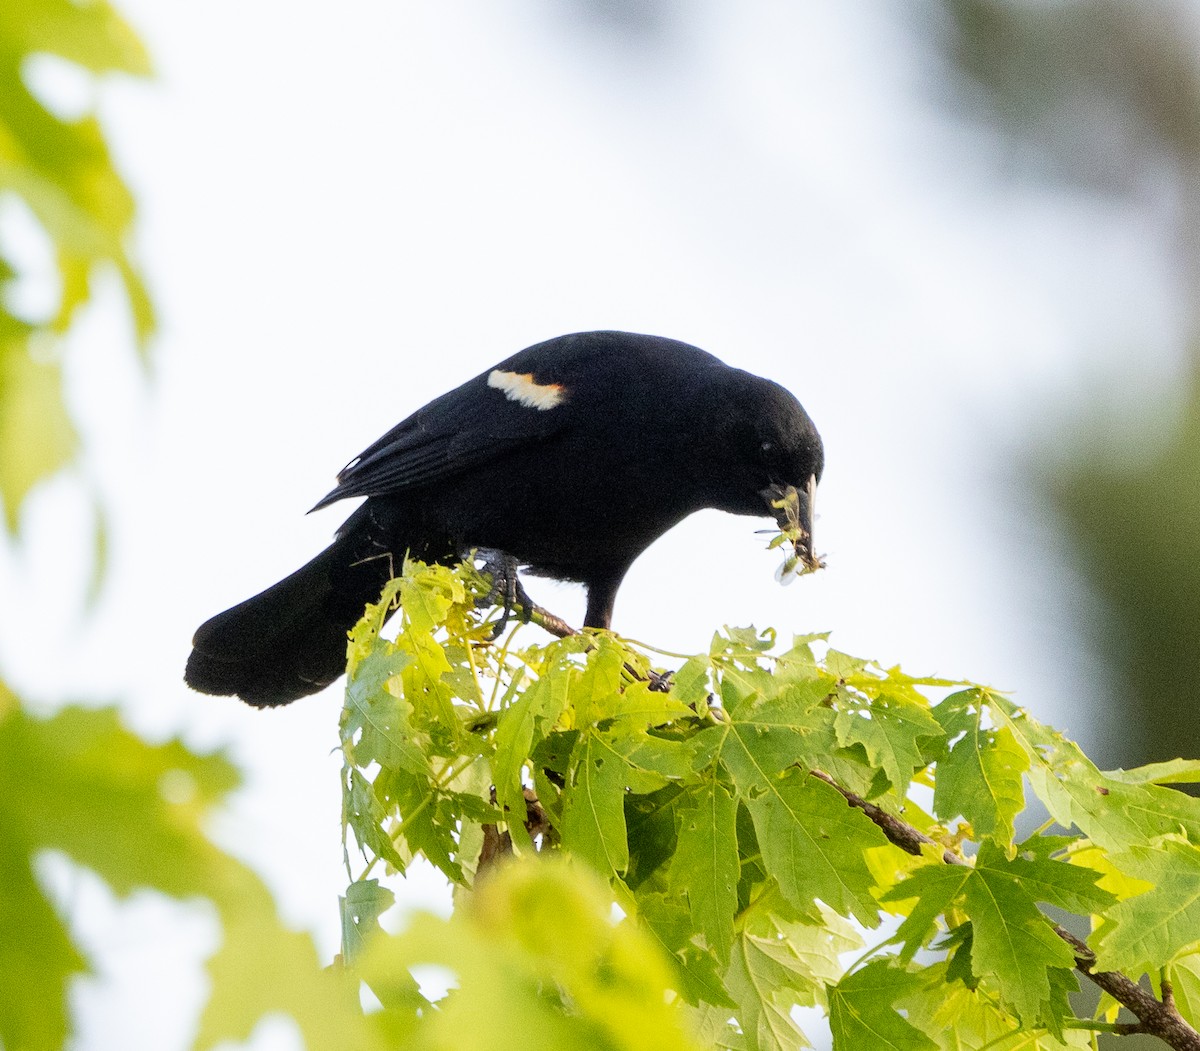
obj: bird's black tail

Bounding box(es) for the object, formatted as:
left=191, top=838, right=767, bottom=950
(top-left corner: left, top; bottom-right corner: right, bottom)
left=185, top=525, right=397, bottom=708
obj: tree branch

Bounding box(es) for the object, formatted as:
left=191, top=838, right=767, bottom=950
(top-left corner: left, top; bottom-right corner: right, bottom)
left=809, top=769, right=1200, bottom=1051
left=497, top=597, right=1200, bottom=1048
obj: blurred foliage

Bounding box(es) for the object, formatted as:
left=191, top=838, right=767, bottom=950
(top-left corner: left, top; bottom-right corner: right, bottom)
left=0, top=701, right=371, bottom=1051
left=938, top=0, right=1200, bottom=196
left=1044, top=377, right=1200, bottom=767
left=934, top=0, right=1200, bottom=770
left=359, top=858, right=704, bottom=1051
left=0, top=4, right=358, bottom=1050
left=0, top=0, right=154, bottom=534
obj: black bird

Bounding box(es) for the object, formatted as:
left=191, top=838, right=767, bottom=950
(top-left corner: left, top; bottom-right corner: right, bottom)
left=185, top=331, right=824, bottom=707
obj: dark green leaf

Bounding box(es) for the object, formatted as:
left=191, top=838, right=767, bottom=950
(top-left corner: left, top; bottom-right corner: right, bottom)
left=828, top=960, right=938, bottom=1051
left=669, top=778, right=739, bottom=963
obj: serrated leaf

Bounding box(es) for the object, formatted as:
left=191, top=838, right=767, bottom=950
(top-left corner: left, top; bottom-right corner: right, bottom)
left=720, top=726, right=885, bottom=925
left=933, top=694, right=1027, bottom=850
left=834, top=691, right=943, bottom=798
left=573, top=634, right=625, bottom=726
left=1093, top=837, right=1200, bottom=979
left=883, top=861, right=973, bottom=963
left=828, top=960, right=938, bottom=1051
left=966, top=845, right=1078, bottom=1025
left=670, top=778, right=739, bottom=963
left=990, top=697, right=1200, bottom=850
left=610, top=679, right=694, bottom=733
left=341, top=648, right=424, bottom=772
left=377, top=766, right=463, bottom=883
left=637, top=892, right=735, bottom=1007
left=398, top=566, right=457, bottom=633
left=899, top=963, right=1092, bottom=1050
left=1000, top=845, right=1114, bottom=916
left=671, top=656, right=712, bottom=707
left=343, top=766, right=405, bottom=871
left=398, top=627, right=459, bottom=748
left=561, top=733, right=666, bottom=877
left=724, top=931, right=810, bottom=1051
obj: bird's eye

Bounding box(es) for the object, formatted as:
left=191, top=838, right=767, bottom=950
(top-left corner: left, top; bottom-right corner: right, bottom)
left=760, top=441, right=774, bottom=454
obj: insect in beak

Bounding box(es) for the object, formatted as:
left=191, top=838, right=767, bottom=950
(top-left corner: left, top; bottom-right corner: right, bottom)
left=760, top=475, right=824, bottom=582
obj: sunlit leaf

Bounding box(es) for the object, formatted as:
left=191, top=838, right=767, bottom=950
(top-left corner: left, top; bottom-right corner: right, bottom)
left=0, top=342, right=76, bottom=531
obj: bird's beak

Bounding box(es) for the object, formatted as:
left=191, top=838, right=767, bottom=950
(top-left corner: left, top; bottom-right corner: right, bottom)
left=761, top=475, right=822, bottom=573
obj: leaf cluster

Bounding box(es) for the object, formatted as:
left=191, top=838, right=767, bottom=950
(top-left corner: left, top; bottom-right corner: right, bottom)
left=338, top=561, right=1200, bottom=1050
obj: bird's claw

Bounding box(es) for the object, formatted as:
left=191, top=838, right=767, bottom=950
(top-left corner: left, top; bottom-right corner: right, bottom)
left=474, top=549, right=534, bottom=639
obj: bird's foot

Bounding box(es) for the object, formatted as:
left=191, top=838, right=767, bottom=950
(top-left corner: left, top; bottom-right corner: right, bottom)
left=473, top=549, right=534, bottom=639
left=469, top=549, right=579, bottom=640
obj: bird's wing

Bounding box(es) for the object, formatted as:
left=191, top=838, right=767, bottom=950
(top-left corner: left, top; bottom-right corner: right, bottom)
left=310, top=360, right=577, bottom=510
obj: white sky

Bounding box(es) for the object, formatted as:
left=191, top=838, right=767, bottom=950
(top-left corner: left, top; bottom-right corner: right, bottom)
left=1, top=2, right=1186, bottom=1048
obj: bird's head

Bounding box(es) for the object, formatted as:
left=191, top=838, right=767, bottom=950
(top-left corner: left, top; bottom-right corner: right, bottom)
left=756, top=409, right=823, bottom=575
left=710, top=373, right=824, bottom=574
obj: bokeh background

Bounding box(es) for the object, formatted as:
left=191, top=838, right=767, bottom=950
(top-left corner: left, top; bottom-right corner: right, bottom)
left=4, top=1, right=1199, bottom=1047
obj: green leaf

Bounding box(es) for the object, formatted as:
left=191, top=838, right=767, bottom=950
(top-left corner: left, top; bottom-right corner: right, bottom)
left=635, top=891, right=734, bottom=1007
left=670, top=656, right=712, bottom=708
left=344, top=767, right=406, bottom=872
left=398, top=563, right=462, bottom=633
left=492, top=664, right=569, bottom=849
left=669, top=777, right=740, bottom=963
left=883, top=860, right=973, bottom=963
left=834, top=690, right=944, bottom=798
left=0, top=0, right=151, bottom=76
left=719, top=722, right=885, bottom=925
left=0, top=808, right=86, bottom=1051
left=1093, top=836, right=1200, bottom=979
left=723, top=928, right=810, bottom=1051
left=0, top=343, right=76, bottom=532
left=561, top=732, right=666, bottom=877
left=965, top=845, right=1078, bottom=1025
left=341, top=648, right=424, bottom=772
left=1104, top=758, right=1200, bottom=785
left=828, top=960, right=938, bottom=1051
left=340, top=879, right=396, bottom=966
left=1167, top=950, right=1200, bottom=1030
left=990, top=697, right=1200, bottom=850
left=933, top=692, right=1027, bottom=850
left=899, top=963, right=1092, bottom=1050
left=377, top=765, right=464, bottom=883
left=884, top=842, right=1099, bottom=1028
left=610, top=679, right=694, bottom=733
left=573, top=633, right=625, bottom=726
left=196, top=870, right=374, bottom=1051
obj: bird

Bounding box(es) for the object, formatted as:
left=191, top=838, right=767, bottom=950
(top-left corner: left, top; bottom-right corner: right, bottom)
left=185, top=330, right=824, bottom=708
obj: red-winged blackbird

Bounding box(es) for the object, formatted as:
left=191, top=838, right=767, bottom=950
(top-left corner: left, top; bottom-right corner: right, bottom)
left=185, top=331, right=824, bottom=707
